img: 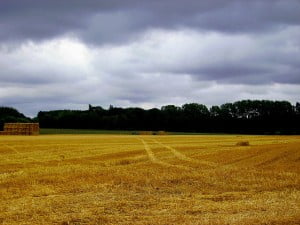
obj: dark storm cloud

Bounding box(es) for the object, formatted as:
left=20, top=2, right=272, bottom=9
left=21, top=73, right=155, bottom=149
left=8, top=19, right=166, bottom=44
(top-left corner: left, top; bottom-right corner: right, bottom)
left=1, top=0, right=300, bottom=44
left=174, top=62, right=300, bottom=85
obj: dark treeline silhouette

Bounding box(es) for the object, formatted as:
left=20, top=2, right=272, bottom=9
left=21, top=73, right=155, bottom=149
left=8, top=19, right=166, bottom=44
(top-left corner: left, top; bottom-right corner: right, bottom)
left=0, top=107, right=31, bottom=129
left=1, top=100, right=299, bottom=134
left=35, top=100, right=300, bottom=134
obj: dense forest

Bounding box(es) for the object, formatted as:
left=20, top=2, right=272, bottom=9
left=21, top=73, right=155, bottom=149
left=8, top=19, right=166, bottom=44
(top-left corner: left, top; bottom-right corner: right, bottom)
left=1, top=100, right=300, bottom=134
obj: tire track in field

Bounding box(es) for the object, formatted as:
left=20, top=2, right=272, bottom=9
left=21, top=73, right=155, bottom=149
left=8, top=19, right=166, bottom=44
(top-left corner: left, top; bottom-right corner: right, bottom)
left=3, top=144, right=39, bottom=162
left=139, top=138, right=189, bottom=170
left=0, top=145, right=18, bottom=162
left=152, top=139, right=218, bottom=168
left=1, top=145, right=21, bottom=162
left=4, top=144, right=20, bottom=154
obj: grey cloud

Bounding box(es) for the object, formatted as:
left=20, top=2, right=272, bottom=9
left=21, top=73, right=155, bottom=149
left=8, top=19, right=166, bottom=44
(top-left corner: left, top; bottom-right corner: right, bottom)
left=181, top=63, right=300, bottom=85
left=90, top=28, right=300, bottom=85
left=0, top=68, right=83, bottom=85
left=193, top=66, right=271, bottom=84
left=191, top=1, right=300, bottom=33
left=1, top=0, right=300, bottom=45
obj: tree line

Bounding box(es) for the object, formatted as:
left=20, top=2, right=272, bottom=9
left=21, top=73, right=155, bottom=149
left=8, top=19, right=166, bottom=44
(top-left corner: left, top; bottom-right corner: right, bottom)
left=36, top=100, right=300, bottom=134
left=1, top=100, right=300, bottom=134
left=0, top=107, right=31, bottom=129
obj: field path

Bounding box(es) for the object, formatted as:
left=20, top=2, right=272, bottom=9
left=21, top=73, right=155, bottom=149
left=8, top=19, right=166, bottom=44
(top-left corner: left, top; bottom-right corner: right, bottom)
left=139, top=138, right=189, bottom=170
left=3, top=144, right=38, bottom=162
left=153, top=139, right=218, bottom=167
left=4, top=144, right=20, bottom=154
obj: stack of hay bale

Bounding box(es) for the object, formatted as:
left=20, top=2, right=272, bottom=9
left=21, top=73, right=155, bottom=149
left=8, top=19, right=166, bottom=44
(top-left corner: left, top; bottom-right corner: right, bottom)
left=0, top=123, right=39, bottom=135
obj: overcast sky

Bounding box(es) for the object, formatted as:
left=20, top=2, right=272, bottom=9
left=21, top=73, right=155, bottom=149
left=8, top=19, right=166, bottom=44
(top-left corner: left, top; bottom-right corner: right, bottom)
left=0, top=0, right=299, bottom=116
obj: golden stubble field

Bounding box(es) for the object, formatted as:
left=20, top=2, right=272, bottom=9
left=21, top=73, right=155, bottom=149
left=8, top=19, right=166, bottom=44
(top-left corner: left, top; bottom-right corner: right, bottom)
left=0, top=134, right=299, bottom=225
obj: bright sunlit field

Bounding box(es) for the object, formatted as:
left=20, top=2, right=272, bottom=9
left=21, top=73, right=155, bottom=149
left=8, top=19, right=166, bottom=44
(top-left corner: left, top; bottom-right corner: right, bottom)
left=0, top=135, right=299, bottom=225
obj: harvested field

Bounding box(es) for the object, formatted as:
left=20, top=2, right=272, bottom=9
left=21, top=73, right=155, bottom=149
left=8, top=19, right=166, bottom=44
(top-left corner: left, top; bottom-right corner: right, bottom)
left=0, top=135, right=299, bottom=224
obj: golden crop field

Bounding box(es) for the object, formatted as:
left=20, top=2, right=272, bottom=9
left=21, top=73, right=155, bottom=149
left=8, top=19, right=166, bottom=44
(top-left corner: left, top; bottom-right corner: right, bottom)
left=0, top=135, right=299, bottom=225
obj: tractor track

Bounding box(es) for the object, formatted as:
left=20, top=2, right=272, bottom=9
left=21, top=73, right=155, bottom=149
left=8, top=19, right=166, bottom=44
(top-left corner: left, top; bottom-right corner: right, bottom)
left=139, top=138, right=190, bottom=170
left=152, top=139, right=218, bottom=168
left=3, top=144, right=38, bottom=162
